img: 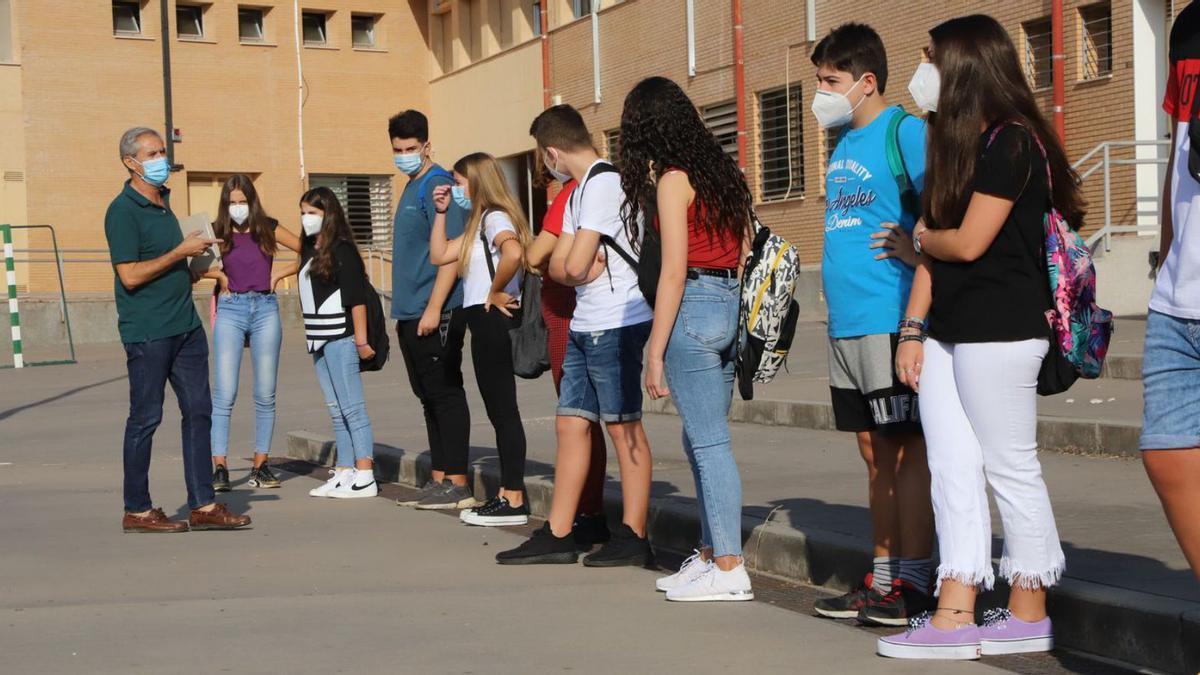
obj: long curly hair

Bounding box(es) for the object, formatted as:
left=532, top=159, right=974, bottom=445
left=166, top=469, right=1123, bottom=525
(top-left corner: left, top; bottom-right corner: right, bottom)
left=299, top=186, right=356, bottom=281
left=213, top=174, right=276, bottom=257
left=617, top=76, right=751, bottom=250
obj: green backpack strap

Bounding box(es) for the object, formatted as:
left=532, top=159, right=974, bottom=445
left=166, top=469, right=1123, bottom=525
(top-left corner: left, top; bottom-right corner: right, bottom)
left=885, top=109, right=920, bottom=219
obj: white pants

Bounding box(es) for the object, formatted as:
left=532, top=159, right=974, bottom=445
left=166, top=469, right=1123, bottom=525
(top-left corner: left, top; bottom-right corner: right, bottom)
left=920, top=338, right=1065, bottom=593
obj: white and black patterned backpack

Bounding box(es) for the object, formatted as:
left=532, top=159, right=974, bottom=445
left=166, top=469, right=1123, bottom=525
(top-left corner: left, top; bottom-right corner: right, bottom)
left=736, top=216, right=801, bottom=400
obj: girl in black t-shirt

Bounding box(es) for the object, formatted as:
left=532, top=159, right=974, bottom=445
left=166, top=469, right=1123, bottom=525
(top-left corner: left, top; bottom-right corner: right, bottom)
left=879, top=15, right=1086, bottom=662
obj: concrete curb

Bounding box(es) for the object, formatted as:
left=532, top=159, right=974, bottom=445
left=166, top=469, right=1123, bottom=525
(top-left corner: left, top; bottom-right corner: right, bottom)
left=644, top=398, right=1144, bottom=458
left=1101, top=354, right=1142, bottom=381
left=287, top=430, right=1197, bottom=674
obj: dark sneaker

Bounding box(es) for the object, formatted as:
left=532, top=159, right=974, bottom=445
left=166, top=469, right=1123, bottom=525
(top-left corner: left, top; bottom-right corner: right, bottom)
left=582, top=523, right=650, bottom=568
left=859, top=579, right=937, bottom=627
left=461, top=496, right=501, bottom=522
left=415, top=483, right=479, bottom=510
left=212, top=464, right=230, bottom=493
left=496, top=522, right=579, bottom=565
left=397, top=479, right=442, bottom=507
left=572, top=513, right=611, bottom=551
left=462, top=497, right=530, bottom=527
left=814, top=574, right=877, bottom=619
left=247, top=462, right=281, bottom=489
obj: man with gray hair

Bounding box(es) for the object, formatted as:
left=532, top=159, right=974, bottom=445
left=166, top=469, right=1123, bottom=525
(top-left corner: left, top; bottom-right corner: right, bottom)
left=105, top=126, right=250, bottom=533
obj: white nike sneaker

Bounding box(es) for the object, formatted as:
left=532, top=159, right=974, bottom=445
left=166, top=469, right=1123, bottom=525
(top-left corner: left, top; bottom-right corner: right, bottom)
left=329, top=470, right=378, bottom=499
left=665, top=562, right=754, bottom=602
left=309, top=468, right=353, bottom=498
left=656, top=550, right=712, bottom=592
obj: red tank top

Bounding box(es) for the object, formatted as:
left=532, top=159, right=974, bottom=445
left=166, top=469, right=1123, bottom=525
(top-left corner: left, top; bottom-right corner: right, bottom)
left=656, top=168, right=741, bottom=269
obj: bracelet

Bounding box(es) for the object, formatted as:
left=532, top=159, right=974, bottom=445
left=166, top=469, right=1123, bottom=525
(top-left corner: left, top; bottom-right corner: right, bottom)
left=913, top=228, right=925, bottom=255
left=898, top=319, right=927, bottom=332
left=435, top=209, right=447, bottom=214
left=897, top=334, right=926, bottom=344
left=355, top=342, right=369, bottom=348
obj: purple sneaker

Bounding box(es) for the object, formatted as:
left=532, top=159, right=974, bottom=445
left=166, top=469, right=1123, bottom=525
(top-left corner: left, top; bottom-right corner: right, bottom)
left=979, top=608, right=1054, bottom=655
left=877, top=613, right=982, bottom=660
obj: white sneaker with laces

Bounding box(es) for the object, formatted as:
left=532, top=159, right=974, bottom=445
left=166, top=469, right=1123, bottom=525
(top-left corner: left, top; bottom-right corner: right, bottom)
left=309, top=468, right=353, bottom=498
left=329, top=470, right=378, bottom=499
left=665, top=562, right=754, bottom=602
left=656, top=550, right=712, bottom=592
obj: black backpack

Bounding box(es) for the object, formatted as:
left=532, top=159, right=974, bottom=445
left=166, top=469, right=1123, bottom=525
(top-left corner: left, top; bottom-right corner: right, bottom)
left=478, top=212, right=550, bottom=379
left=358, top=279, right=390, bottom=372
left=577, top=162, right=660, bottom=307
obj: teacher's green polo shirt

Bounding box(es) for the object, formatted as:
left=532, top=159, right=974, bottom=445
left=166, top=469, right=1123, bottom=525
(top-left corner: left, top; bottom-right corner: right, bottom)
left=104, top=180, right=201, bottom=343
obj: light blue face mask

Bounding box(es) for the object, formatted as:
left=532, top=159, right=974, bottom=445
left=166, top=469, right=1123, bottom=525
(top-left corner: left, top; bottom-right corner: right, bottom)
left=135, top=156, right=170, bottom=187
left=451, top=185, right=471, bottom=211
left=394, top=152, right=424, bottom=175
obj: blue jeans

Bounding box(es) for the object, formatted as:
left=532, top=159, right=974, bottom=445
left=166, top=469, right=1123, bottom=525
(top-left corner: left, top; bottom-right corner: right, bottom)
left=1141, top=309, right=1200, bottom=450
left=663, top=276, right=743, bottom=557
left=313, top=336, right=374, bottom=466
left=211, top=292, right=282, bottom=457
left=557, top=320, right=652, bottom=423
left=122, top=327, right=216, bottom=512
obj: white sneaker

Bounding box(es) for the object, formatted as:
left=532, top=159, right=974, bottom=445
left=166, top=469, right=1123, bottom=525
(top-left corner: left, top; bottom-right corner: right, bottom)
left=329, top=470, right=378, bottom=499
left=665, top=563, right=754, bottom=602
left=309, top=468, right=353, bottom=498
left=656, top=550, right=712, bottom=592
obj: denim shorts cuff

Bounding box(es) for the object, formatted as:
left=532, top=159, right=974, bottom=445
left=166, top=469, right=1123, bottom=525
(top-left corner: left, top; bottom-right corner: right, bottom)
left=599, top=411, right=643, bottom=423
left=1140, top=434, right=1200, bottom=451
left=557, top=406, right=600, bottom=422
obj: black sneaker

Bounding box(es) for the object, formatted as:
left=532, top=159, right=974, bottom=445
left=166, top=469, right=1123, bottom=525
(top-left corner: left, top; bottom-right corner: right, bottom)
left=247, top=462, right=281, bottom=489
left=461, top=496, right=501, bottom=522
left=212, top=464, right=230, bottom=493
left=858, top=579, right=936, bottom=626
left=813, top=574, right=877, bottom=619
left=571, top=513, right=611, bottom=551
left=462, top=497, right=529, bottom=527
left=495, top=522, right=579, bottom=565
left=581, top=523, right=650, bottom=568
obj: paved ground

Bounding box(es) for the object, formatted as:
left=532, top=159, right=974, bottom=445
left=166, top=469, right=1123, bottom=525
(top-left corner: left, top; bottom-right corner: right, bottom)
left=0, top=335, right=1188, bottom=673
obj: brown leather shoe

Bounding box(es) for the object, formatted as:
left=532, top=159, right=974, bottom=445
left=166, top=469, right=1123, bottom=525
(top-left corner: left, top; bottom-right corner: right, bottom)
left=123, top=507, right=189, bottom=533
left=188, top=503, right=251, bottom=531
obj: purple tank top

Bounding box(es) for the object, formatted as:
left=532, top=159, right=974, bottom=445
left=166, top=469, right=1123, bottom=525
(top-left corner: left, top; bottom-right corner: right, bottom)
left=224, top=231, right=273, bottom=292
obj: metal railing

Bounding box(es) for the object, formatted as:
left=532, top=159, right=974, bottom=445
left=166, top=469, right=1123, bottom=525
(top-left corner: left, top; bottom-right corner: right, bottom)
left=1072, top=139, right=1170, bottom=251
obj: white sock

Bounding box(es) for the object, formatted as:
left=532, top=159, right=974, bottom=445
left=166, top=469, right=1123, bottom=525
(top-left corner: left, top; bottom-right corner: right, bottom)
left=353, top=469, right=374, bottom=485
left=873, top=557, right=900, bottom=593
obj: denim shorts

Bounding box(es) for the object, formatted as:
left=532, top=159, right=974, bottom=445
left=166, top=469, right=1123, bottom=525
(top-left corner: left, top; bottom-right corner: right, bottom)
left=1140, top=309, right=1200, bottom=450
left=557, top=320, right=652, bottom=423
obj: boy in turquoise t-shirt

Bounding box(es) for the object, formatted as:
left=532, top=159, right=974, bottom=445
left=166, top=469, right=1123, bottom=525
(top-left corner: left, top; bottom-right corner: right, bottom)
left=810, top=23, right=934, bottom=626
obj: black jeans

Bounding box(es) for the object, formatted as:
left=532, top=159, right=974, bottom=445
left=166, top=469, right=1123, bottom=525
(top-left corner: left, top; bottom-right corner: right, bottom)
left=122, top=327, right=215, bottom=512
left=462, top=305, right=527, bottom=491
left=396, top=310, right=471, bottom=476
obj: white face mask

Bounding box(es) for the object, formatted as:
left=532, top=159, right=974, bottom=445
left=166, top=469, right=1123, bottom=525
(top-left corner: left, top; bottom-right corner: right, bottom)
left=543, top=150, right=572, bottom=184
left=228, top=204, right=250, bottom=226
left=301, top=213, right=323, bottom=237
left=811, top=76, right=866, bottom=129
left=908, top=62, right=941, bottom=113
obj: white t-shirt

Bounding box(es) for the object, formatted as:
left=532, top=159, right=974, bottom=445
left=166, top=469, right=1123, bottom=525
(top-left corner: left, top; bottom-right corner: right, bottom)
left=1152, top=119, right=1200, bottom=319
left=462, top=211, right=522, bottom=309
left=561, top=161, right=654, bottom=332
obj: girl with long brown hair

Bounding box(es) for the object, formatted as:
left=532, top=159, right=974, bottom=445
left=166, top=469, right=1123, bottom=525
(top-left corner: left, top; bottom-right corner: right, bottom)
left=205, top=174, right=301, bottom=492
left=428, top=152, right=533, bottom=526
left=878, top=14, right=1083, bottom=660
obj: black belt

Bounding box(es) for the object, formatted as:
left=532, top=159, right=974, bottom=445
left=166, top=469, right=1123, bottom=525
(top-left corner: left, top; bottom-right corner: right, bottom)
left=687, top=267, right=738, bottom=279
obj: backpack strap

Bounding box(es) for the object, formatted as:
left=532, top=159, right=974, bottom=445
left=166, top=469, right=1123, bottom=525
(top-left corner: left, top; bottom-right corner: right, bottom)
left=572, top=161, right=620, bottom=224
left=479, top=209, right=496, bottom=281
left=885, top=109, right=920, bottom=218
left=413, top=167, right=455, bottom=220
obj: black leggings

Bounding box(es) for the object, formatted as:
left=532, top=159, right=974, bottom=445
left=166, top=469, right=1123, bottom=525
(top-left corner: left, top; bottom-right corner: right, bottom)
left=463, top=305, right=527, bottom=491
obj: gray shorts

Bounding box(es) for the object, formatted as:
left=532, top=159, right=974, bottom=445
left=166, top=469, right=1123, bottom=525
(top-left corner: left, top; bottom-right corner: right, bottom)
left=828, top=333, right=921, bottom=434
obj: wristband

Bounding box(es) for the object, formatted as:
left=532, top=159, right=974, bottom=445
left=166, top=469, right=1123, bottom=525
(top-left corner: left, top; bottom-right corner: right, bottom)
left=355, top=342, right=369, bottom=348
left=435, top=208, right=448, bottom=214
left=913, top=228, right=925, bottom=255
left=897, top=333, right=926, bottom=344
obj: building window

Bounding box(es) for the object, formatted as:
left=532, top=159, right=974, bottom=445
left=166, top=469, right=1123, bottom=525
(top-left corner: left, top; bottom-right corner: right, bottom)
left=176, top=4, right=204, bottom=40
left=1080, top=3, right=1113, bottom=79
left=572, top=0, right=592, bottom=18
left=309, top=175, right=393, bottom=245
left=702, top=101, right=739, bottom=163
left=238, top=7, right=265, bottom=43
left=302, top=11, right=327, bottom=46
left=532, top=0, right=543, bottom=37
left=1022, top=17, right=1053, bottom=90
left=351, top=14, right=376, bottom=48
left=604, top=129, right=621, bottom=165
left=112, top=1, right=142, bottom=36
left=758, top=85, right=804, bottom=202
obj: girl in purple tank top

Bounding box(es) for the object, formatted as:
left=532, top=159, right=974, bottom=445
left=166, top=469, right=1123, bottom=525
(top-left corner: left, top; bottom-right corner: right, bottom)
left=203, top=174, right=302, bottom=491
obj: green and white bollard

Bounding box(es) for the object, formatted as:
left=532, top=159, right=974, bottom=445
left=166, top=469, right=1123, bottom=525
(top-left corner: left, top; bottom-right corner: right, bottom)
left=1, top=224, right=21, bottom=368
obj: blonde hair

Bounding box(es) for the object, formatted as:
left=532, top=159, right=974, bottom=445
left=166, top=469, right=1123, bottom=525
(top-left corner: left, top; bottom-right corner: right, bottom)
left=452, top=153, right=533, bottom=277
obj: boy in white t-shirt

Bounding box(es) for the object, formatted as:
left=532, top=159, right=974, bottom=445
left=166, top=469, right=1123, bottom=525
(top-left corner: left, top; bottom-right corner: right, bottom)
left=497, top=105, right=655, bottom=567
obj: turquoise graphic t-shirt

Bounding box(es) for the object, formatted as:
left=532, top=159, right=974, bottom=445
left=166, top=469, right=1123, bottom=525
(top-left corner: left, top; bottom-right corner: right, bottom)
left=822, top=106, right=926, bottom=338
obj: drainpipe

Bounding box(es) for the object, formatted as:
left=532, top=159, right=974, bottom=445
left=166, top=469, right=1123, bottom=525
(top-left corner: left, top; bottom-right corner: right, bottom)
left=733, top=0, right=746, bottom=171
left=591, top=1, right=601, bottom=104
left=1051, top=0, right=1066, bottom=141
left=159, top=0, right=177, bottom=169
left=686, top=0, right=696, bottom=77
left=540, top=0, right=551, bottom=108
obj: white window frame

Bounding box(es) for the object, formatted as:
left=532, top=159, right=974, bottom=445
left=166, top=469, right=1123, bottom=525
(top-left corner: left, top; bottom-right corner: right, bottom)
left=238, top=6, right=265, bottom=43
left=302, top=11, right=328, bottom=47
left=176, top=4, right=204, bottom=40
left=351, top=13, right=376, bottom=48
left=112, top=1, right=142, bottom=37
